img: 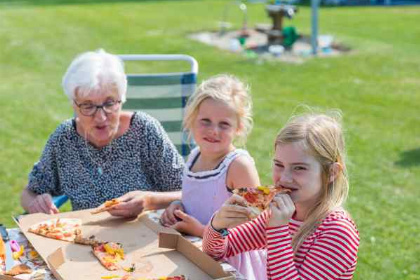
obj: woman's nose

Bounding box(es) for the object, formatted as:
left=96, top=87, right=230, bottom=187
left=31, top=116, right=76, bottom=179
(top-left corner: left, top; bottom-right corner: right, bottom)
left=94, top=108, right=107, bottom=121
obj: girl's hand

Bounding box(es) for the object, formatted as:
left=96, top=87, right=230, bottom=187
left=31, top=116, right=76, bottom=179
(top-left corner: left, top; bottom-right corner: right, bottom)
left=160, top=200, right=184, bottom=227
left=212, top=194, right=251, bottom=231
left=171, top=210, right=205, bottom=237
left=268, top=193, right=295, bottom=227
left=28, top=193, right=59, bottom=214
left=108, top=191, right=151, bottom=218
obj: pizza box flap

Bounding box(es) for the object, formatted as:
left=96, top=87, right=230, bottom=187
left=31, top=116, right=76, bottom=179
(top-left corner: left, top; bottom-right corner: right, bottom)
left=16, top=210, right=234, bottom=280
left=159, top=232, right=234, bottom=280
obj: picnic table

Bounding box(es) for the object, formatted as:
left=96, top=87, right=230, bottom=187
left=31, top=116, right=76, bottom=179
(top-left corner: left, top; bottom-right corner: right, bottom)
left=1, top=211, right=246, bottom=280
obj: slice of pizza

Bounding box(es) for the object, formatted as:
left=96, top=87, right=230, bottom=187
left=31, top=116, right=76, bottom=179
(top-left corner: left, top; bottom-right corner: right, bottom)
left=91, top=199, right=120, bottom=214
left=233, top=186, right=290, bottom=219
left=92, top=242, right=125, bottom=271
left=28, top=218, right=82, bottom=242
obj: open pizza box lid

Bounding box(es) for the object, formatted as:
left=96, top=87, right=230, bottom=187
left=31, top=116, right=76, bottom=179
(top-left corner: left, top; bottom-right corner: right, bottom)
left=5, top=209, right=234, bottom=280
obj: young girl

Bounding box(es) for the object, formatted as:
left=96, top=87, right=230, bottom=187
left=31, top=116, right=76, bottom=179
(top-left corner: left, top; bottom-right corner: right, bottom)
left=160, top=74, right=267, bottom=280
left=203, top=113, right=360, bottom=280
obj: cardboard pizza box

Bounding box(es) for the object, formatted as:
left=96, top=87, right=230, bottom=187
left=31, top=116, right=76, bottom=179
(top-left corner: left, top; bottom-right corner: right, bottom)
left=9, top=209, right=234, bottom=280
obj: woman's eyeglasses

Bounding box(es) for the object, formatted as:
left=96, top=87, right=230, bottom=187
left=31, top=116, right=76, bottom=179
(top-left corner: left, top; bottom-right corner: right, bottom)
left=73, top=100, right=122, bottom=116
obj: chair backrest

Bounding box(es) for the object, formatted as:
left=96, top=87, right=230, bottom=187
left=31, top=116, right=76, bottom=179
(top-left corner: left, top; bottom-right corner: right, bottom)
left=119, top=54, right=198, bottom=157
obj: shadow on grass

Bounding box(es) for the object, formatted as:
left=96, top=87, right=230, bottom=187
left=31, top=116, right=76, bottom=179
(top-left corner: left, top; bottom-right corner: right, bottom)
left=0, top=0, right=198, bottom=7
left=395, top=148, right=420, bottom=167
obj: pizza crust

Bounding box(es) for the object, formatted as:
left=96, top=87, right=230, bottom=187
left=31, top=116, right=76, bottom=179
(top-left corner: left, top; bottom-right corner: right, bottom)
left=91, top=199, right=120, bottom=214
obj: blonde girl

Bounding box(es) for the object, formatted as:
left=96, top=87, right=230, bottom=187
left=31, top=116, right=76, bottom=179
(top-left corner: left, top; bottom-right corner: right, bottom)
left=161, top=74, right=267, bottom=280
left=204, top=113, right=360, bottom=280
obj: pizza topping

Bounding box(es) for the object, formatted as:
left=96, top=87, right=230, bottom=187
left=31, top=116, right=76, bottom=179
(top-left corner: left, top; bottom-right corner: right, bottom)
left=233, top=186, right=279, bottom=219
left=243, top=192, right=257, bottom=204
left=101, top=275, right=121, bottom=279
left=104, top=242, right=124, bottom=259
left=123, top=264, right=136, bottom=272
left=93, top=242, right=125, bottom=271
left=257, top=185, right=271, bottom=194
left=104, top=199, right=119, bottom=208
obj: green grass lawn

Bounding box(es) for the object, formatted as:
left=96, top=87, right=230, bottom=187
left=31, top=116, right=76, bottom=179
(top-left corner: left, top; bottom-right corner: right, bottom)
left=0, top=0, right=419, bottom=279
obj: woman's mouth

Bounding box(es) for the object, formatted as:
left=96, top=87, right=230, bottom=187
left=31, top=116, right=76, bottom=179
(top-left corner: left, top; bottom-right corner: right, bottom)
left=95, top=125, right=108, bottom=131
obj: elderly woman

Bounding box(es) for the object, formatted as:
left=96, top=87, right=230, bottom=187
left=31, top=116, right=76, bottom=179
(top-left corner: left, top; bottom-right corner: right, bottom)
left=20, top=49, right=184, bottom=218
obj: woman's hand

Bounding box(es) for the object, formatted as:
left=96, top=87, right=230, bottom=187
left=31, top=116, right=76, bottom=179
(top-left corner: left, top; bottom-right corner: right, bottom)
left=212, top=194, right=251, bottom=231
left=170, top=210, right=205, bottom=237
left=108, top=191, right=151, bottom=218
left=160, top=200, right=184, bottom=227
left=268, top=193, right=295, bottom=227
left=28, top=193, right=59, bottom=214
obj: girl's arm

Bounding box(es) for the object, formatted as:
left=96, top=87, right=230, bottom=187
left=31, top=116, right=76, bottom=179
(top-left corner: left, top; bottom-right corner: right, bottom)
left=266, top=218, right=360, bottom=280
left=202, top=210, right=269, bottom=260
left=226, top=154, right=260, bottom=190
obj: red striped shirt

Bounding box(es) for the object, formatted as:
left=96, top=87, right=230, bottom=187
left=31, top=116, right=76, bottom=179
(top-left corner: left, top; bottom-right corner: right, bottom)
left=203, top=210, right=359, bottom=280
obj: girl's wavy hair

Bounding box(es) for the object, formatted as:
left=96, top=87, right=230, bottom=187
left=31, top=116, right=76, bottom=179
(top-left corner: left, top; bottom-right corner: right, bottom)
left=183, top=74, right=253, bottom=146
left=275, top=111, right=349, bottom=252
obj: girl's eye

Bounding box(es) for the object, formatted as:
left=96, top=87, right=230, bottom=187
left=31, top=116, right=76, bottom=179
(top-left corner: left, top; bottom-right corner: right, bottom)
left=294, top=166, right=307, bottom=171
left=274, top=162, right=283, bottom=168
left=200, top=119, right=211, bottom=126
left=219, top=122, right=231, bottom=129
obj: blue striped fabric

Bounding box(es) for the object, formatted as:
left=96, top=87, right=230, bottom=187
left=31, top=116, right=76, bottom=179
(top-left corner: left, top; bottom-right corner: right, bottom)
left=124, top=73, right=196, bottom=157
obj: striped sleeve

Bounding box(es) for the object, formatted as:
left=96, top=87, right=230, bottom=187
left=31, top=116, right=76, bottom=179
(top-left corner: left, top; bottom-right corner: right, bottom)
left=202, top=212, right=269, bottom=261
left=202, top=224, right=227, bottom=261
left=267, top=217, right=360, bottom=280
left=266, top=226, right=295, bottom=279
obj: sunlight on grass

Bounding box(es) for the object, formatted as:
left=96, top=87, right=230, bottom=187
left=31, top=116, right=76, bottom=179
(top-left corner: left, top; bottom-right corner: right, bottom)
left=0, top=1, right=419, bottom=279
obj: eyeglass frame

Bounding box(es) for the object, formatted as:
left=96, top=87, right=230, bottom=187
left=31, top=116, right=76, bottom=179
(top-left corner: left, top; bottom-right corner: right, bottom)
left=73, top=99, right=122, bottom=116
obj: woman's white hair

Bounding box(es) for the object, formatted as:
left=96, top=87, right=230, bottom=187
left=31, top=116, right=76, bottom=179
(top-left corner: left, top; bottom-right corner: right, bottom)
left=62, top=49, right=127, bottom=102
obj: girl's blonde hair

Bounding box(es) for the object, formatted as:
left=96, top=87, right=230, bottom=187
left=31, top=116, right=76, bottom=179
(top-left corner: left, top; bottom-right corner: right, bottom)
left=183, top=74, right=253, bottom=146
left=275, top=112, right=349, bottom=252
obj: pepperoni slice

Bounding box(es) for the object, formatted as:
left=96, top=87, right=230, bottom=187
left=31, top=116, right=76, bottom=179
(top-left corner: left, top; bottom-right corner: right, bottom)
left=243, top=192, right=257, bottom=203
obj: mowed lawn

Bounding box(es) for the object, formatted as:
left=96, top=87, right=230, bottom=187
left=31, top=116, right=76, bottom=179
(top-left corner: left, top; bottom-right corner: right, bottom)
left=0, top=0, right=419, bottom=279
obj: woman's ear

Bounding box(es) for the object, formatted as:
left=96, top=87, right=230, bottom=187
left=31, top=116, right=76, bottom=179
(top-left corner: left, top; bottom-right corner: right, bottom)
left=329, top=162, right=343, bottom=184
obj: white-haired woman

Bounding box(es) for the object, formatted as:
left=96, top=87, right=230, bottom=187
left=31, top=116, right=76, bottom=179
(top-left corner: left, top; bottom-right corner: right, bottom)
left=21, top=49, right=184, bottom=218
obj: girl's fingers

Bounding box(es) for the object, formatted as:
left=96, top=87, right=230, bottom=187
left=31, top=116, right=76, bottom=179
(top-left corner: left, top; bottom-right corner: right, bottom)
left=222, top=204, right=250, bottom=215
left=226, top=194, right=248, bottom=207
left=168, top=211, right=178, bottom=225
left=174, top=210, right=188, bottom=221
left=160, top=211, right=171, bottom=226
left=162, top=207, right=176, bottom=225
left=283, top=195, right=294, bottom=210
